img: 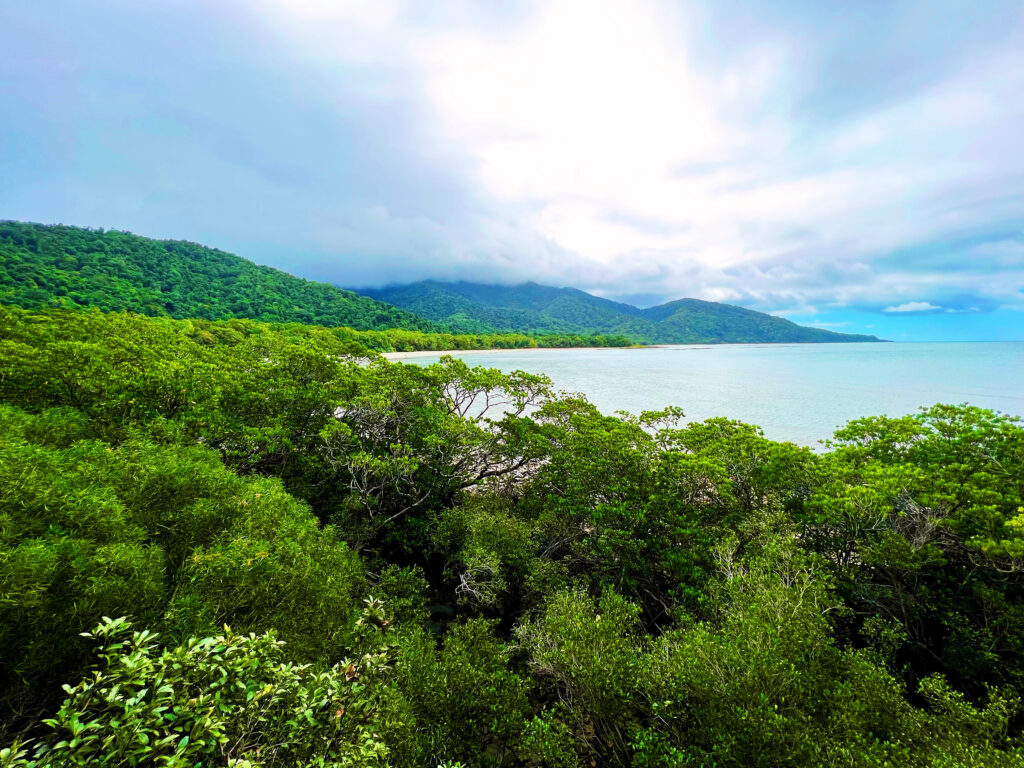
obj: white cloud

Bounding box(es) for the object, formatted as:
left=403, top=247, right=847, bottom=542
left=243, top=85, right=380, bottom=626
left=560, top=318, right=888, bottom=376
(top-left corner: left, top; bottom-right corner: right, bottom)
left=884, top=301, right=942, bottom=313
left=10, top=0, right=1022, bottom=318
left=393, top=0, right=1024, bottom=298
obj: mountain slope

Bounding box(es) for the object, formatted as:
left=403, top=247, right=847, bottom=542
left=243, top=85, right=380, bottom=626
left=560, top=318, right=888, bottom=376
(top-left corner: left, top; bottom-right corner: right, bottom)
left=0, top=221, right=440, bottom=331
left=362, top=280, right=883, bottom=344
left=363, top=280, right=642, bottom=335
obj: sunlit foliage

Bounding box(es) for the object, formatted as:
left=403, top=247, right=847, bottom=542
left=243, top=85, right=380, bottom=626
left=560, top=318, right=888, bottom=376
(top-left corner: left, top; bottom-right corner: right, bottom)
left=1, top=306, right=1022, bottom=767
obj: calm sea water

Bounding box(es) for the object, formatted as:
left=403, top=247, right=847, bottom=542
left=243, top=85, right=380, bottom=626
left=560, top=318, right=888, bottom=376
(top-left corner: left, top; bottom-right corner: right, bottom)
left=402, top=342, right=1024, bottom=447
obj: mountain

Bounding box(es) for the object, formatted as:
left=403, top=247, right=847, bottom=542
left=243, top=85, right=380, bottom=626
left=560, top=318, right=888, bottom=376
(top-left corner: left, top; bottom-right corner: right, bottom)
left=0, top=221, right=882, bottom=344
left=361, top=280, right=637, bottom=335
left=361, top=280, right=884, bottom=344
left=0, top=221, right=440, bottom=332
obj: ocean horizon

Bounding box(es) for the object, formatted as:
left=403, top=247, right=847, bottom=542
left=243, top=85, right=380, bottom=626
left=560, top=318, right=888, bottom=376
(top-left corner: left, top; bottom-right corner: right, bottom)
left=401, top=340, right=1024, bottom=447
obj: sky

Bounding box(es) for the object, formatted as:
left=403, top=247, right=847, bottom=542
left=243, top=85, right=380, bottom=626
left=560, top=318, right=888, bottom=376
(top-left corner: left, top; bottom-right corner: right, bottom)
left=2, top=0, right=1023, bottom=341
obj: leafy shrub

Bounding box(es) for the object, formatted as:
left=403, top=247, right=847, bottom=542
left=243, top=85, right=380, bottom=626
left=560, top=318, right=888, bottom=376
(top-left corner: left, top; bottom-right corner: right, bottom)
left=0, top=406, right=365, bottom=724
left=5, top=602, right=407, bottom=767
left=393, top=619, right=531, bottom=767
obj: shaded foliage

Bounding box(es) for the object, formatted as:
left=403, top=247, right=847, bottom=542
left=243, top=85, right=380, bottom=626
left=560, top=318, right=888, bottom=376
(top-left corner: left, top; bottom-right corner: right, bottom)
left=1, top=306, right=1022, bottom=768
left=0, top=405, right=365, bottom=730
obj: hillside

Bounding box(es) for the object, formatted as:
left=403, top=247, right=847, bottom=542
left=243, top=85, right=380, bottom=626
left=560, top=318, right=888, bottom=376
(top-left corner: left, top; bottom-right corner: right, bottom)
left=365, top=280, right=639, bottom=334
left=362, top=280, right=884, bottom=343
left=0, top=221, right=882, bottom=344
left=0, top=221, right=441, bottom=331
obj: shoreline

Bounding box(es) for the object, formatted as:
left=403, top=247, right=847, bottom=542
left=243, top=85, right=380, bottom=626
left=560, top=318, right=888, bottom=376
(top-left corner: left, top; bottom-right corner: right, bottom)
left=380, top=339, right=895, bottom=361
left=382, top=345, right=654, bottom=361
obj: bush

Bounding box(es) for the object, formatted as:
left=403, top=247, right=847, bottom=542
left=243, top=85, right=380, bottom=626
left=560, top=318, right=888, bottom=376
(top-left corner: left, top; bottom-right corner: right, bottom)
left=5, top=603, right=407, bottom=767
left=0, top=406, right=365, bottom=725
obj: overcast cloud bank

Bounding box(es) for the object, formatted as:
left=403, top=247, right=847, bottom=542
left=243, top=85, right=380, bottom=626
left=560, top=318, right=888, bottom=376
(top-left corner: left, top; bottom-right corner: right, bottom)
left=2, top=0, right=1022, bottom=340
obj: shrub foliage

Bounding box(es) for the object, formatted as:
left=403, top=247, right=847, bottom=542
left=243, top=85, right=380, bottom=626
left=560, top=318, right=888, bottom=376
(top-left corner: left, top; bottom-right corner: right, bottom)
left=1, top=305, right=1023, bottom=767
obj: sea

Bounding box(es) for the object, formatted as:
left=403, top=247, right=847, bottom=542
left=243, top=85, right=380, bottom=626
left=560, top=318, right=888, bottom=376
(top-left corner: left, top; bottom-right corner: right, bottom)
left=399, top=342, right=1024, bottom=448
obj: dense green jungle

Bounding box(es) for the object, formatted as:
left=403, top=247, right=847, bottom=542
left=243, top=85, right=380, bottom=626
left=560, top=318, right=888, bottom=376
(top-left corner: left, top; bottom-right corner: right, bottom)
left=362, top=281, right=881, bottom=344
left=1, top=305, right=1023, bottom=767
left=0, top=222, right=631, bottom=352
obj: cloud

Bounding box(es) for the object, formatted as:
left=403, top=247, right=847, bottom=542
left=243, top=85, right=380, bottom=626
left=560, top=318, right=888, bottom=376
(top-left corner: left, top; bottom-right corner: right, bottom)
left=1, top=0, right=1022, bottom=340
left=884, top=302, right=942, bottom=313
left=229, top=0, right=1024, bottom=316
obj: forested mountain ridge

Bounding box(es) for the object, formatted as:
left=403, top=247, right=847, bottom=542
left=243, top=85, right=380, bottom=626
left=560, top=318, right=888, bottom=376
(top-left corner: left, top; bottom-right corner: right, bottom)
left=0, top=221, right=881, bottom=344
left=362, top=280, right=641, bottom=335
left=362, top=279, right=884, bottom=343
left=0, top=221, right=442, bottom=331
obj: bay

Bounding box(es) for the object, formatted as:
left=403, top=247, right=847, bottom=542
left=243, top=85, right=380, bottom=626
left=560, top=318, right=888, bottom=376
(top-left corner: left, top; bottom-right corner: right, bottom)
left=396, top=341, right=1024, bottom=447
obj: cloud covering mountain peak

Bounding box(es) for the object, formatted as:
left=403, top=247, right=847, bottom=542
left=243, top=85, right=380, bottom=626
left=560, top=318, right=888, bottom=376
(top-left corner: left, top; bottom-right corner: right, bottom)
left=2, top=0, right=1022, bottom=340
